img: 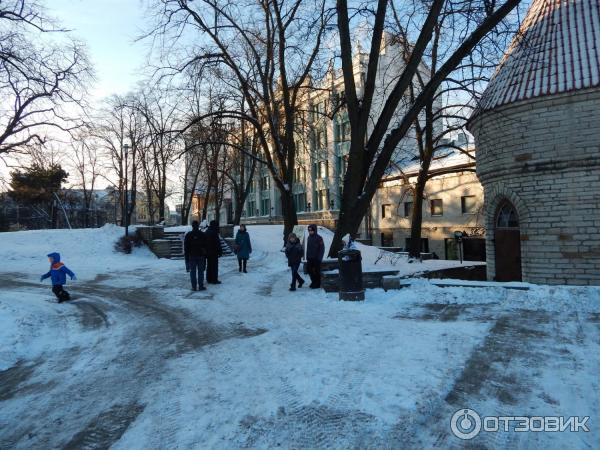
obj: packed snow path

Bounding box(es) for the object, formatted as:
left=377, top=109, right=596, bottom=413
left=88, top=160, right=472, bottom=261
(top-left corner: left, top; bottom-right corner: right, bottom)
left=0, top=267, right=267, bottom=449
left=1, top=226, right=599, bottom=448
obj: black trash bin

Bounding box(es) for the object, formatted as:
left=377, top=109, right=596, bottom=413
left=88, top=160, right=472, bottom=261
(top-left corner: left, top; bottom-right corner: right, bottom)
left=338, top=249, right=365, bottom=301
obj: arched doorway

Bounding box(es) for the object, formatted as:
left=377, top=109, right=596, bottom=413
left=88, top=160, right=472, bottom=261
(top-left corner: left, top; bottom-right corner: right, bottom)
left=494, top=201, right=522, bottom=281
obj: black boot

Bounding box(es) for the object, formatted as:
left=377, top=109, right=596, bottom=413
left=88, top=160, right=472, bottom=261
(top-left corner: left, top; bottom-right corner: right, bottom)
left=243, top=259, right=247, bottom=273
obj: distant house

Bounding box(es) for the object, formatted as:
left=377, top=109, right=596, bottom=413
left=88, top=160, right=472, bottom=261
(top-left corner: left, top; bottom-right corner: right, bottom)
left=135, top=191, right=170, bottom=225
left=371, top=145, right=485, bottom=259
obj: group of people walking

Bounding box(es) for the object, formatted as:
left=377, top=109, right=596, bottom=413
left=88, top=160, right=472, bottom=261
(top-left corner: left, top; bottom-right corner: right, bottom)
left=183, top=222, right=325, bottom=293
left=285, top=224, right=324, bottom=291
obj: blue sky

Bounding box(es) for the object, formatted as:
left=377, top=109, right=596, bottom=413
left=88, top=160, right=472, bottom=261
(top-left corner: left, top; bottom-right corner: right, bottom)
left=47, top=0, right=150, bottom=100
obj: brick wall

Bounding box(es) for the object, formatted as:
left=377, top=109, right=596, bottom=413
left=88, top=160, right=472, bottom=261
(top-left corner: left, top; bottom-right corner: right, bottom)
left=471, top=88, right=600, bottom=285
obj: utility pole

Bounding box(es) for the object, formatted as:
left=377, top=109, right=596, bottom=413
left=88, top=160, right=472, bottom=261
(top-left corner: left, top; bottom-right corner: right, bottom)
left=123, top=143, right=130, bottom=236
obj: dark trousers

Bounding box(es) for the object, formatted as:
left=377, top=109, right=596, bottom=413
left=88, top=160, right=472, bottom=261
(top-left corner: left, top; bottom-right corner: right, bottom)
left=306, top=259, right=321, bottom=288
left=52, top=284, right=70, bottom=302
left=189, top=256, right=206, bottom=288
left=238, top=258, right=247, bottom=272
left=206, top=256, right=219, bottom=283
left=290, top=263, right=304, bottom=288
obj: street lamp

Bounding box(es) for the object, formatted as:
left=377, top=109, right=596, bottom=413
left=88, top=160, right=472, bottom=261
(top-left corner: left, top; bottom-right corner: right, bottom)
left=454, top=230, right=464, bottom=263
left=123, top=143, right=130, bottom=237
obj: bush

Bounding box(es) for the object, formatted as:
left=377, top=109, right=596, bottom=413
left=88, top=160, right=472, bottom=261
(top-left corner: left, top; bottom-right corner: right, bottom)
left=114, top=234, right=143, bottom=254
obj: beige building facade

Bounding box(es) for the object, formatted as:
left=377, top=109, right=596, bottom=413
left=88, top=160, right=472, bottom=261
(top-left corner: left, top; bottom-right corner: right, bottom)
left=371, top=151, right=485, bottom=258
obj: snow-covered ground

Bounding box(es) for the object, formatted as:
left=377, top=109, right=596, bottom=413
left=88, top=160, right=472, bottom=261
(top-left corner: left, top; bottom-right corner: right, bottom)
left=1, top=225, right=599, bottom=449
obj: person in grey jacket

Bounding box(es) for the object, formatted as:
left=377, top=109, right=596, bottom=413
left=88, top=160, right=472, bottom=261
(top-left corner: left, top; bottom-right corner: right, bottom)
left=285, top=233, right=305, bottom=291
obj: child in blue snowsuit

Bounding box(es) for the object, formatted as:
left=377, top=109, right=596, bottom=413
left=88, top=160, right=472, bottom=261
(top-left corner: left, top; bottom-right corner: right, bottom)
left=41, top=252, right=76, bottom=302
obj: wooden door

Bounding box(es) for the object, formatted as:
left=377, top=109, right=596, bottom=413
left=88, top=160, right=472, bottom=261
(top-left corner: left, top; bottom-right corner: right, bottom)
left=494, top=202, right=522, bottom=282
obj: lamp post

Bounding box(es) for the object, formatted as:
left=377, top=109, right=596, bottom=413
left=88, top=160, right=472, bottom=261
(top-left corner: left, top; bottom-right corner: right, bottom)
left=454, top=230, right=464, bottom=263
left=123, top=143, right=130, bottom=236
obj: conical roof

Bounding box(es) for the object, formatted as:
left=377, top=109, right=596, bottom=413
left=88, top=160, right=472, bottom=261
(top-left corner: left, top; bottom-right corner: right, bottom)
left=476, top=0, right=600, bottom=114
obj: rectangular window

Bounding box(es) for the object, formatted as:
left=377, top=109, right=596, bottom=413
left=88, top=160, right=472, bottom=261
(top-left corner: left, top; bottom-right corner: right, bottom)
left=260, top=175, right=270, bottom=191
left=461, top=195, right=477, bottom=214
left=260, top=198, right=271, bottom=216
left=336, top=155, right=347, bottom=179
left=317, top=189, right=329, bottom=210
left=247, top=200, right=256, bottom=217
left=317, top=129, right=327, bottom=148
left=381, top=231, right=394, bottom=247
left=318, top=160, right=329, bottom=179
left=293, top=192, right=306, bottom=212
left=381, top=204, right=392, bottom=219
left=317, top=101, right=325, bottom=115
left=293, top=167, right=304, bottom=183
left=308, top=104, right=317, bottom=122
left=430, top=199, right=443, bottom=216
left=405, top=237, right=429, bottom=253
left=404, top=201, right=413, bottom=218
left=342, top=120, right=350, bottom=140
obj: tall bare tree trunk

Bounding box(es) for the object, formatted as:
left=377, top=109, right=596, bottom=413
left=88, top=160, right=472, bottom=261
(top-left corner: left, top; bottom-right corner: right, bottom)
left=280, top=189, right=298, bottom=245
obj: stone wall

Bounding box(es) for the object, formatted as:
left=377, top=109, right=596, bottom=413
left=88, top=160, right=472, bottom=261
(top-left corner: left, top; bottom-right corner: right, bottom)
left=471, top=88, right=600, bottom=285
left=241, top=213, right=338, bottom=231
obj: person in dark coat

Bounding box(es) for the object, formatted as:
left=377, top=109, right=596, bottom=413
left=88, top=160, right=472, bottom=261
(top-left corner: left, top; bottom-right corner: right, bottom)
left=184, top=220, right=208, bottom=291
left=305, top=224, right=325, bottom=288
left=40, top=252, right=76, bottom=302
left=205, top=220, right=222, bottom=284
left=234, top=224, right=252, bottom=273
left=285, top=233, right=305, bottom=291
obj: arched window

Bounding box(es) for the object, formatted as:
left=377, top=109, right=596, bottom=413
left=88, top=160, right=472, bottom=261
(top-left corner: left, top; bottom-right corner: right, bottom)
left=496, top=202, right=519, bottom=228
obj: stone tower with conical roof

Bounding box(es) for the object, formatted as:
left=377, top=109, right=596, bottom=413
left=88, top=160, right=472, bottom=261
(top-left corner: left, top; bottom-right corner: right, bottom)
left=469, top=0, right=600, bottom=285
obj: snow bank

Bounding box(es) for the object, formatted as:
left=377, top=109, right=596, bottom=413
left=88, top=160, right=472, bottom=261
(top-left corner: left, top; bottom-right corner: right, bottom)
left=0, top=224, right=172, bottom=282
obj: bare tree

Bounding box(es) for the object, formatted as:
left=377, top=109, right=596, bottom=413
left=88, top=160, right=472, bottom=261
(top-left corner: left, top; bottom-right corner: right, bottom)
left=134, top=88, right=183, bottom=222
left=382, top=1, right=519, bottom=257
left=70, top=130, right=102, bottom=227
left=0, top=0, right=92, bottom=156
left=227, top=113, right=258, bottom=225
left=329, top=0, right=522, bottom=256
left=94, top=95, right=145, bottom=228
left=149, top=0, right=331, bottom=241
left=180, top=137, right=205, bottom=225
